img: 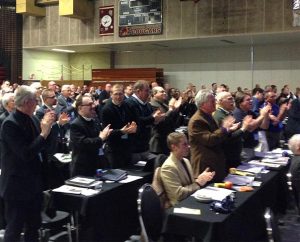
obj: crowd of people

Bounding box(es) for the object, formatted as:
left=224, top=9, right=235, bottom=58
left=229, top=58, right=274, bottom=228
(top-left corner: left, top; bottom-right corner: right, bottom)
left=0, top=79, right=299, bottom=241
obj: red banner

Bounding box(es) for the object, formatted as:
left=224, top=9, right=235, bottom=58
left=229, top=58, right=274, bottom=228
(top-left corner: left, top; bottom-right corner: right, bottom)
left=99, top=6, right=114, bottom=36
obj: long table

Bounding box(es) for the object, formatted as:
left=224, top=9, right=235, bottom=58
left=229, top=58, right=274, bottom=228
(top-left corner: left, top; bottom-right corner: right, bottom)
left=51, top=170, right=152, bottom=241
left=162, top=168, right=288, bottom=242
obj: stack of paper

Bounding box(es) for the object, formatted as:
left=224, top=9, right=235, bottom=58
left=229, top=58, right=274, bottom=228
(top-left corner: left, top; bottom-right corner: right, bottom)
left=54, top=153, right=72, bottom=163
left=224, top=174, right=255, bottom=186
left=237, top=163, right=265, bottom=174
left=52, top=185, right=100, bottom=196
left=248, top=160, right=281, bottom=168
left=192, top=186, right=234, bottom=201
left=261, top=157, right=289, bottom=165
left=271, top=148, right=292, bottom=155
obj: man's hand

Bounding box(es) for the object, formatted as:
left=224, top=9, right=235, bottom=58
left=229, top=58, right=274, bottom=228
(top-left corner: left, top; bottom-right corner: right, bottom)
left=152, top=109, right=165, bottom=124
left=121, top=121, right=137, bottom=134
left=196, top=168, right=215, bottom=186
left=58, top=112, right=70, bottom=126
left=240, top=115, right=253, bottom=132
left=174, top=96, right=183, bottom=109
left=40, top=111, right=56, bottom=138
left=260, top=104, right=271, bottom=117
left=99, top=124, right=112, bottom=141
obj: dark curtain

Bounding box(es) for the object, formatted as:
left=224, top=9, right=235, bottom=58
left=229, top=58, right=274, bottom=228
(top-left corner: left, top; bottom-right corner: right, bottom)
left=0, top=0, right=22, bottom=84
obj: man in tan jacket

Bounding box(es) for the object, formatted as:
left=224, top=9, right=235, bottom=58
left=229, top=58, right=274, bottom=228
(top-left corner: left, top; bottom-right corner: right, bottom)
left=188, top=89, right=239, bottom=182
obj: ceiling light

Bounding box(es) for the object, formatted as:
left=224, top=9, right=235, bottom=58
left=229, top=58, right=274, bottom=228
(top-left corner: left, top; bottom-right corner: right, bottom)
left=51, top=48, right=75, bottom=53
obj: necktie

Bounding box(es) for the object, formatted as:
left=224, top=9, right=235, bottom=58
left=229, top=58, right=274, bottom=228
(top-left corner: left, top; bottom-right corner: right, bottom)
left=181, top=160, right=193, bottom=184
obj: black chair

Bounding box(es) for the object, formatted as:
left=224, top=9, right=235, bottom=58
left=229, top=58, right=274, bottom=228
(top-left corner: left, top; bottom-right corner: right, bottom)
left=264, top=207, right=281, bottom=242
left=137, top=183, right=163, bottom=242
left=40, top=210, right=73, bottom=242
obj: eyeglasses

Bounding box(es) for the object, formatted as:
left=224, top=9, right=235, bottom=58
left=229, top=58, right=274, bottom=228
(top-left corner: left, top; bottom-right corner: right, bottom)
left=47, top=96, right=56, bottom=99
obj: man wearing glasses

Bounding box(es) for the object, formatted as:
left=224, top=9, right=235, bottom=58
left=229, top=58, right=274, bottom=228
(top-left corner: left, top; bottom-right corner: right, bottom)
left=101, top=84, right=137, bottom=168
left=70, top=95, right=112, bottom=177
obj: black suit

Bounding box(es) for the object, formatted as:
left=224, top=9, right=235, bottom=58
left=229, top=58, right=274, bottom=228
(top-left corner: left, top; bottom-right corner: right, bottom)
left=70, top=115, right=106, bottom=177
left=125, top=96, right=154, bottom=153
left=35, top=105, right=69, bottom=188
left=101, top=99, right=135, bottom=168
left=0, top=110, right=9, bottom=229
left=0, top=110, right=9, bottom=169
left=150, top=99, right=181, bottom=155
left=0, top=110, right=48, bottom=242
left=56, top=95, right=76, bottom=121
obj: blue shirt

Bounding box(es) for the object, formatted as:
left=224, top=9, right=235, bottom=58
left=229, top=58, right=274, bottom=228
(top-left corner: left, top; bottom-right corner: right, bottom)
left=261, top=102, right=283, bottom=133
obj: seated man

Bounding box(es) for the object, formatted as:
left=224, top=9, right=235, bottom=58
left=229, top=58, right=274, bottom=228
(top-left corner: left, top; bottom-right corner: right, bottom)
left=161, top=132, right=215, bottom=207
left=288, top=134, right=300, bottom=216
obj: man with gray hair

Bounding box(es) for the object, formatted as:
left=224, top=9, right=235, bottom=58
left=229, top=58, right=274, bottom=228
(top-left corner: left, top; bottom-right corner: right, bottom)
left=213, top=91, right=252, bottom=169
left=0, top=85, right=55, bottom=242
left=288, top=134, right=300, bottom=217
left=150, top=86, right=182, bottom=155
left=0, top=92, right=15, bottom=127
left=125, top=80, right=165, bottom=163
left=0, top=92, right=15, bottom=165
left=57, top=84, right=75, bottom=115
left=188, top=89, right=239, bottom=182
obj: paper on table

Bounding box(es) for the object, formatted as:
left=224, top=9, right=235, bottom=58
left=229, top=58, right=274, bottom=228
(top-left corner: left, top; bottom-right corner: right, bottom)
left=69, top=177, right=96, bottom=184
left=254, top=151, right=282, bottom=159
left=52, top=185, right=100, bottom=196
left=192, top=186, right=234, bottom=201
left=174, top=207, right=201, bottom=215
left=271, top=148, right=292, bottom=155
left=237, top=164, right=265, bottom=174
left=224, top=174, right=254, bottom=186
left=261, top=157, right=289, bottom=165
left=135, top=161, right=147, bottom=167
left=54, top=153, right=72, bottom=163
left=249, top=160, right=281, bottom=168
left=118, top=175, right=143, bottom=183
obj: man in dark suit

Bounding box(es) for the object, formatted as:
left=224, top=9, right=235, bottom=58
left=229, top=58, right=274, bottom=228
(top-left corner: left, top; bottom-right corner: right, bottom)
left=0, top=92, right=15, bottom=129
left=0, top=85, right=55, bottom=242
left=56, top=84, right=76, bottom=120
left=35, top=89, right=69, bottom=155
left=35, top=89, right=70, bottom=188
left=188, top=89, right=239, bottom=182
left=125, top=80, right=165, bottom=163
left=0, top=92, right=15, bottom=230
left=70, top=95, right=112, bottom=177
left=149, top=86, right=182, bottom=155
left=285, top=97, right=300, bottom=139
left=101, top=84, right=137, bottom=168
left=213, top=91, right=252, bottom=169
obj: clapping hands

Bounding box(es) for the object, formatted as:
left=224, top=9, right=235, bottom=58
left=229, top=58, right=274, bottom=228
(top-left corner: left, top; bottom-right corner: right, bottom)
left=121, top=121, right=137, bottom=134
left=99, top=124, right=113, bottom=141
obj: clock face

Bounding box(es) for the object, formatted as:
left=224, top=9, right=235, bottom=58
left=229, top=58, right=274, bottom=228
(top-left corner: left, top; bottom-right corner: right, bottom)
left=101, top=15, right=112, bottom=28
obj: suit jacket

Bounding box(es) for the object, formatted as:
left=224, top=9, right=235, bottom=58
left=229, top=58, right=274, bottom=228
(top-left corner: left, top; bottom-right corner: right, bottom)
left=188, top=110, right=228, bottom=182
left=35, top=105, right=67, bottom=155
left=160, top=153, right=199, bottom=206
left=286, top=99, right=300, bottom=137
left=101, top=99, right=135, bottom=152
left=56, top=95, right=76, bottom=119
left=125, top=96, right=154, bottom=153
left=0, top=110, right=47, bottom=201
left=0, top=111, right=9, bottom=169
left=70, top=115, right=104, bottom=177
left=290, top=155, right=300, bottom=190
left=149, top=99, right=180, bottom=154
left=213, top=107, right=244, bottom=168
